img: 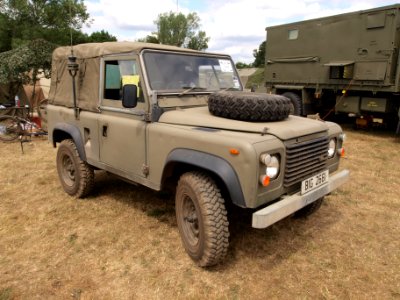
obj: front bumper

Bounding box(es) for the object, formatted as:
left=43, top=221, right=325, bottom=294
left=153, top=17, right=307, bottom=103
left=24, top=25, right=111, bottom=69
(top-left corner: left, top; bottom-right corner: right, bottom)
left=252, top=169, right=350, bottom=229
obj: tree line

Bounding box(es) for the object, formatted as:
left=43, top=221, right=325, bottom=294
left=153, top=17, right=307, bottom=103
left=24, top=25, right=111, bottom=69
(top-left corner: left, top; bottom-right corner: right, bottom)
left=236, top=41, right=266, bottom=69
left=0, top=0, right=265, bottom=103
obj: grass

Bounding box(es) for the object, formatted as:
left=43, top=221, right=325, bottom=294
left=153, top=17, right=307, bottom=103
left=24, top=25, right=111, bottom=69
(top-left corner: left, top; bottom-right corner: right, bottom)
left=0, top=128, right=400, bottom=299
left=245, top=67, right=264, bottom=90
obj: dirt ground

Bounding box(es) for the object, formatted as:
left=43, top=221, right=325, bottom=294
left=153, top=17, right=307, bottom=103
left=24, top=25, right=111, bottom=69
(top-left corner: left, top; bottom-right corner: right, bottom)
left=0, top=127, right=399, bottom=299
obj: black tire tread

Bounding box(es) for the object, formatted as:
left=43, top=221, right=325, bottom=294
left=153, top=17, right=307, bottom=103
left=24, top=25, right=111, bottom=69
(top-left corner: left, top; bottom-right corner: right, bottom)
left=282, top=92, right=302, bottom=116
left=294, top=197, right=324, bottom=218
left=57, top=139, right=94, bottom=198
left=208, top=91, right=291, bottom=122
left=176, top=171, right=229, bottom=267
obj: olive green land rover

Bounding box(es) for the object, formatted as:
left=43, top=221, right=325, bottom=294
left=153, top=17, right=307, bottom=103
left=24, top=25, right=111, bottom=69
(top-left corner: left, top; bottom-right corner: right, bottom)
left=47, top=42, right=349, bottom=267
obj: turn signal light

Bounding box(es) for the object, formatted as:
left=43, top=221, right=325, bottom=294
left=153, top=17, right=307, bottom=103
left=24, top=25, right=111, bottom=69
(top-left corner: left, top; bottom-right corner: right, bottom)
left=260, top=175, right=270, bottom=187
left=230, top=148, right=240, bottom=155
left=338, top=148, right=345, bottom=157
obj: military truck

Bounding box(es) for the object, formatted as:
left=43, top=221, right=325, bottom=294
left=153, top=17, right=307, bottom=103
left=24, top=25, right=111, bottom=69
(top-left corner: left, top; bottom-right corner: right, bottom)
left=46, top=42, right=349, bottom=267
left=264, top=4, right=400, bottom=131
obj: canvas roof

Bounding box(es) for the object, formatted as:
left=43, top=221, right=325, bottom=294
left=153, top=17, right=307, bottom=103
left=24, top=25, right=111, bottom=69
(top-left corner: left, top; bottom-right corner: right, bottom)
left=52, top=42, right=201, bottom=60
left=49, top=42, right=229, bottom=112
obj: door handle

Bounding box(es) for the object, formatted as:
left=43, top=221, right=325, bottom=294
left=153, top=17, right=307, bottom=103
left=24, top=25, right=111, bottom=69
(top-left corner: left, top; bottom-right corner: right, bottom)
left=102, top=125, right=108, bottom=137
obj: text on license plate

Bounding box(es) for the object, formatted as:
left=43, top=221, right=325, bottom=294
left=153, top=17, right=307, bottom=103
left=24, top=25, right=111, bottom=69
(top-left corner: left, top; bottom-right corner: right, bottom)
left=301, top=170, right=329, bottom=195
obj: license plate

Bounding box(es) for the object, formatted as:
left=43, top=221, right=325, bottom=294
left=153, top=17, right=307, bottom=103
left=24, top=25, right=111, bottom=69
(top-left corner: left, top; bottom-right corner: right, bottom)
left=301, top=170, right=329, bottom=195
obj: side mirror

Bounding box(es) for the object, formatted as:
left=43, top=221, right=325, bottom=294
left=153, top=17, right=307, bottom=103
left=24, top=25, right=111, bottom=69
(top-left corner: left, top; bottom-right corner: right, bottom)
left=122, top=84, right=138, bottom=108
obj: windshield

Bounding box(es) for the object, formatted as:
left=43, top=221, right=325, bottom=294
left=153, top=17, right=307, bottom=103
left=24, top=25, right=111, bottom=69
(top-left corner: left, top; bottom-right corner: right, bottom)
left=143, top=51, right=242, bottom=92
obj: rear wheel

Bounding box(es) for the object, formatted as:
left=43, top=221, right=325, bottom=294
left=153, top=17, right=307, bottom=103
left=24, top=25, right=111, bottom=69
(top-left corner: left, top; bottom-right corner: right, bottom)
left=282, top=92, right=302, bottom=116
left=0, top=116, right=22, bottom=142
left=56, top=139, right=94, bottom=198
left=175, top=171, right=229, bottom=267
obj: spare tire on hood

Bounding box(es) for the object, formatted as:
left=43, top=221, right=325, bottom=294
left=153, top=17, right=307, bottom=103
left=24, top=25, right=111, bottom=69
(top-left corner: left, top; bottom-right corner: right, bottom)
left=208, top=91, right=291, bottom=122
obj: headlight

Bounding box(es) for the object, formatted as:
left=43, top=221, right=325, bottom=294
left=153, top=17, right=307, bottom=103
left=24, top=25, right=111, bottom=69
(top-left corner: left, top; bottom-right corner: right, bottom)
left=259, top=154, right=280, bottom=186
left=328, top=138, right=336, bottom=158
left=267, top=156, right=280, bottom=178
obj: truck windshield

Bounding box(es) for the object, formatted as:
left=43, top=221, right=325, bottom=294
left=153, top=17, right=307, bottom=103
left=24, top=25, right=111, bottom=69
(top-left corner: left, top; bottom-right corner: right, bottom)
left=143, top=51, right=242, bottom=92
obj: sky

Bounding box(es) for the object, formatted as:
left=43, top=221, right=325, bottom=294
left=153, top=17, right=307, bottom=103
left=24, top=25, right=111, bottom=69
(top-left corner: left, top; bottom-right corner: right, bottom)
left=83, top=0, right=397, bottom=64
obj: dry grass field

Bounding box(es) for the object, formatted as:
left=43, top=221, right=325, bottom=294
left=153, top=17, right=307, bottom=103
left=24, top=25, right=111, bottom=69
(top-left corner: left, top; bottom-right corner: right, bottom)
left=0, top=127, right=399, bottom=299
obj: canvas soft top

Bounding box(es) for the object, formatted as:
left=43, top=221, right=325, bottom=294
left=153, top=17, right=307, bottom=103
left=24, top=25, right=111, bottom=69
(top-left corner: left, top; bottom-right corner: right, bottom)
left=52, top=42, right=201, bottom=60
left=48, top=42, right=213, bottom=112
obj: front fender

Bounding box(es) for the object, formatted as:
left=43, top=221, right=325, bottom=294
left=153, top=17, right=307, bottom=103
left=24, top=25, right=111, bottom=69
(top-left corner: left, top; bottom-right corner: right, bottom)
left=164, top=149, right=246, bottom=207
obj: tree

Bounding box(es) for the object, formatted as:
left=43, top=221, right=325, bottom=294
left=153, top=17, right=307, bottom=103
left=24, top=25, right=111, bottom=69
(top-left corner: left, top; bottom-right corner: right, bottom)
left=187, top=31, right=209, bottom=51
left=253, top=41, right=266, bottom=67
left=0, top=0, right=90, bottom=49
left=0, top=13, right=12, bottom=52
left=153, top=12, right=210, bottom=50
left=137, top=35, right=159, bottom=44
left=0, top=39, right=56, bottom=103
left=235, top=62, right=253, bottom=69
left=87, top=30, right=117, bottom=43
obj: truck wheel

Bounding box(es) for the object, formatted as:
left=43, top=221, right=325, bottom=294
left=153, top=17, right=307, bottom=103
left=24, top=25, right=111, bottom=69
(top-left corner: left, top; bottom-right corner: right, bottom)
left=294, top=197, right=324, bottom=218
left=56, top=139, right=94, bottom=198
left=208, top=91, right=291, bottom=122
left=282, top=92, right=302, bottom=116
left=175, top=171, right=229, bottom=267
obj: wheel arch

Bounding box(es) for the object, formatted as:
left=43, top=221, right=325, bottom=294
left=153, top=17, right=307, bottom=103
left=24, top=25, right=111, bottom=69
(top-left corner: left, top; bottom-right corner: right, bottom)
left=162, top=149, right=246, bottom=208
left=52, top=123, right=86, bottom=161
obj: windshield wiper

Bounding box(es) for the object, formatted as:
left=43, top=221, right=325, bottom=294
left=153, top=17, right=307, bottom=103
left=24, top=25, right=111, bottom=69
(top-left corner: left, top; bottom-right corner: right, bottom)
left=219, top=87, right=240, bottom=92
left=178, top=86, right=207, bottom=97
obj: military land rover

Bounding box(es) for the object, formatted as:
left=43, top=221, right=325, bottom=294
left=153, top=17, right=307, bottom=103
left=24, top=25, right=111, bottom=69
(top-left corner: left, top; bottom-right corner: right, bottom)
left=47, top=42, right=349, bottom=267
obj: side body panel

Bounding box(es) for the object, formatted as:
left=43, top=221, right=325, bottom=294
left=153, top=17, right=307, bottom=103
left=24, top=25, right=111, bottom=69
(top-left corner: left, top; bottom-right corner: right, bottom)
left=265, top=4, right=400, bottom=92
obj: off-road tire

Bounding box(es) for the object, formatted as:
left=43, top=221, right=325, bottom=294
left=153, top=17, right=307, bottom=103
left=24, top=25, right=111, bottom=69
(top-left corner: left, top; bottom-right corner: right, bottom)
left=294, top=197, right=324, bottom=218
left=208, top=91, right=291, bottom=122
left=56, top=139, right=94, bottom=198
left=282, top=92, right=302, bottom=116
left=175, top=171, right=229, bottom=267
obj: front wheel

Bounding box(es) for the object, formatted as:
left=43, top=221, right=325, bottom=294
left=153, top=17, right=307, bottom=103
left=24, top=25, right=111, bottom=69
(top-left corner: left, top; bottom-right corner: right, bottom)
left=0, top=116, right=22, bottom=142
left=175, top=171, right=229, bottom=267
left=56, top=139, right=94, bottom=198
left=294, top=197, right=324, bottom=218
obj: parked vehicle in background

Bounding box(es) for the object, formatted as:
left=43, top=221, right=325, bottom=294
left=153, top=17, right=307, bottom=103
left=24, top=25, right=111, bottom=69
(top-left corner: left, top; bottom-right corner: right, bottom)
left=46, top=42, right=349, bottom=267
left=264, top=4, right=400, bottom=131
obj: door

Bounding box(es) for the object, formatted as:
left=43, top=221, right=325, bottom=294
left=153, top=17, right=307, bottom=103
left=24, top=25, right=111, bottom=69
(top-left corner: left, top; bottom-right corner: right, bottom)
left=355, top=9, right=397, bottom=82
left=98, top=56, right=147, bottom=178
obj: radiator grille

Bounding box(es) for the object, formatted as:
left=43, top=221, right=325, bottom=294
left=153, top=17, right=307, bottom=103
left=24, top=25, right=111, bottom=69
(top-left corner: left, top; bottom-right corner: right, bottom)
left=284, top=136, right=329, bottom=188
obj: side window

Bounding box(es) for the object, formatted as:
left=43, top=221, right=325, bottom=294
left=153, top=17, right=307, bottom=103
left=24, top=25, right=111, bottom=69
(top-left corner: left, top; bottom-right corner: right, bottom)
left=329, top=64, right=354, bottom=79
left=288, top=29, right=299, bottom=40
left=103, top=60, right=143, bottom=102
left=367, top=12, right=385, bottom=29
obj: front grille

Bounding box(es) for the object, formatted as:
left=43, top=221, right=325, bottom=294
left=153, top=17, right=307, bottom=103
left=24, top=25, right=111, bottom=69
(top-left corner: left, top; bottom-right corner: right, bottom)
left=284, top=136, right=329, bottom=188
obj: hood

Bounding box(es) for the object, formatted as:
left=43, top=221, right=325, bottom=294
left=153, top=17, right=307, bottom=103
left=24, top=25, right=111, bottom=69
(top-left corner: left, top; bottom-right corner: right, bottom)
left=158, top=106, right=328, bottom=140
